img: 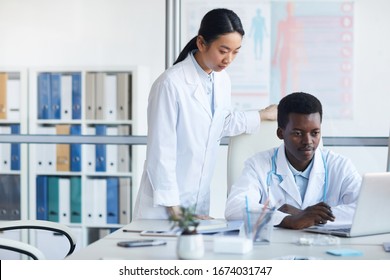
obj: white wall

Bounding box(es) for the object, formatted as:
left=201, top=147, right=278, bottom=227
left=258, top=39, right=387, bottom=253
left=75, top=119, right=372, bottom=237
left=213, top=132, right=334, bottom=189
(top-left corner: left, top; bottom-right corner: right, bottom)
left=0, top=0, right=165, bottom=81
left=322, top=0, right=390, bottom=137
left=0, top=0, right=166, bottom=206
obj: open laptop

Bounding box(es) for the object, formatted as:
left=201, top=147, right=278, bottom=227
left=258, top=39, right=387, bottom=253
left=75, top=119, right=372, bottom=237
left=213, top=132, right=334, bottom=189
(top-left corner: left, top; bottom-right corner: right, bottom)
left=304, top=172, right=390, bottom=237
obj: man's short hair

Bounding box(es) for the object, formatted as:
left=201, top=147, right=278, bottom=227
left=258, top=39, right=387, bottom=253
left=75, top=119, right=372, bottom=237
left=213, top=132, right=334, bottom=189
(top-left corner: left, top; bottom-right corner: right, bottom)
left=277, top=92, right=323, bottom=129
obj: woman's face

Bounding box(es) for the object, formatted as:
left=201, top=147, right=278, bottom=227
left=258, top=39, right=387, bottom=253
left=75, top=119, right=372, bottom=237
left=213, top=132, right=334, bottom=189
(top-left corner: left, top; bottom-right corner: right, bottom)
left=195, top=31, right=242, bottom=73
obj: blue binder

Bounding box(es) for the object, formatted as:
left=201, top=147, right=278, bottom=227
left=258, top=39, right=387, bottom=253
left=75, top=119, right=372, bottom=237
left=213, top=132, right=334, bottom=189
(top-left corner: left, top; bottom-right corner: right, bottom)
left=36, top=176, right=48, bottom=220
left=50, top=73, right=61, bottom=119
left=37, top=73, right=51, bottom=119
left=70, top=125, right=82, bottom=172
left=95, top=125, right=107, bottom=172
left=72, top=73, right=82, bottom=119
left=106, top=177, right=119, bottom=224
left=10, top=124, right=20, bottom=171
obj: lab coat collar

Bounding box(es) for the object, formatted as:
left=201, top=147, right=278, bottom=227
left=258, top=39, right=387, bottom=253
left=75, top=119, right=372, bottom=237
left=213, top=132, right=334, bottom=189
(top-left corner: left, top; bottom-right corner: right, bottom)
left=275, top=145, right=326, bottom=207
left=182, top=55, right=213, bottom=118
left=275, top=144, right=302, bottom=205
left=302, top=148, right=326, bottom=208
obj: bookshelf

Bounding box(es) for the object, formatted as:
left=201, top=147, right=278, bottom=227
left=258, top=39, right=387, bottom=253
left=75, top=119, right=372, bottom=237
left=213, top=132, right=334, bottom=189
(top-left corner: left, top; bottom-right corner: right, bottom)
left=0, top=68, right=29, bottom=259
left=26, top=66, right=149, bottom=254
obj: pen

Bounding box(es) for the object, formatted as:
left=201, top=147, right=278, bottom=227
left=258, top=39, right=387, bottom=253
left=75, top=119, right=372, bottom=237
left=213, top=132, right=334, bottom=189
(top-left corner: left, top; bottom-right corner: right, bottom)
left=122, top=229, right=143, bottom=233
left=117, top=240, right=167, bottom=248
left=253, top=199, right=270, bottom=236
left=293, top=256, right=310, bottom=260
left=245, top=195, right=252, bottom=235
left=253, top=206, right=275, bottom=241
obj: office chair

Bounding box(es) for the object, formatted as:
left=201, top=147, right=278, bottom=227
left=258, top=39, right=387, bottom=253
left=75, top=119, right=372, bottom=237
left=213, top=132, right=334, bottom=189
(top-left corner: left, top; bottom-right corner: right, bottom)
left=227, top=121, right=281, bottom=195
left=0, top=220, right=77, bottom=260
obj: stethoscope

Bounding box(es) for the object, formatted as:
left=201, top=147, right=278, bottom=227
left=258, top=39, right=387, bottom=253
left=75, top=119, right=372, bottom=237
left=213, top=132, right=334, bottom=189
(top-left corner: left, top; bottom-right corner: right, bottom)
left=266, top=147, right=329, bottom=202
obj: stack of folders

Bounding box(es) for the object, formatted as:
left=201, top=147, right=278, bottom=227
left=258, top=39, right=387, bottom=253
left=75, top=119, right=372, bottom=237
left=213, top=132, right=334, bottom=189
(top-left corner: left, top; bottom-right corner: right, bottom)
left=36, top=176, right=132, bottom=225
left=35, top=124, right=82, bottom=173
left=85, top=124, right=130, bottom=173
left=35, top=123, right=130, bottom=174
left=85, top=72, right=131, bottom=121
left=37, top=72, right=81, bottom=120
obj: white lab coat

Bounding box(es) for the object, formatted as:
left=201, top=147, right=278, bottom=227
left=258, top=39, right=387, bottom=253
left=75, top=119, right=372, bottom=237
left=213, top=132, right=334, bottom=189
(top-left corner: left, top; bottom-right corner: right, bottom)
left=133, top=54, right=260, bottom=219
left=225, top=144, right=362, bottom=226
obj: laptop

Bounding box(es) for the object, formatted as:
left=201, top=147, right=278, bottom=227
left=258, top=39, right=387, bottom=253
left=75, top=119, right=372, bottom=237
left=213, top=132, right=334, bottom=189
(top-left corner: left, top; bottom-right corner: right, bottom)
left=304, top=172, right=390, bottom=237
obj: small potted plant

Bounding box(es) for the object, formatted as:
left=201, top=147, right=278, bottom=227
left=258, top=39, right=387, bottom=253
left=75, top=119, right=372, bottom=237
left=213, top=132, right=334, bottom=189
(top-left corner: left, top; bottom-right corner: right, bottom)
left=169, top=206, right=204, bottom=259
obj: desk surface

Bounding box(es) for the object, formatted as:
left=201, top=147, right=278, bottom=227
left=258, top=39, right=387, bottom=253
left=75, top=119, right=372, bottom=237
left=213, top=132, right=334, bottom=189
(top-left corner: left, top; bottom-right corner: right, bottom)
left=66, top=220, right=390, bottom=260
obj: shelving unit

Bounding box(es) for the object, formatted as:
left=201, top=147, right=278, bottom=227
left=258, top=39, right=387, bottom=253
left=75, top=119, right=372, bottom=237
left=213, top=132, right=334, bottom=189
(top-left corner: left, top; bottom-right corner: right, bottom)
left=0, top=68, right=28, bottom=259
left=26, top=66, right=149, bottom=254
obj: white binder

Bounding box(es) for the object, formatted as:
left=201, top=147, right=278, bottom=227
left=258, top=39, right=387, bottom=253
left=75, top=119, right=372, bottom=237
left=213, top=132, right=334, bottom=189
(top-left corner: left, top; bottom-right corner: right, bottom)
left=104, top=74, right=117, bottom=121
left=60, top=74, right=72, bottom=120
left=116, top=73, right=130, bottom=120
left=85, top=126, right=96, bottom=173
left=95, top=178, right=107, bottom=225
left=0, top=126, right=11, bottom=171
left=85, top=72, right=96, bottom=120
left=6, top=76, right=21, bottom=122
left=84, top=178, right=95, bottom=225
left=106, top=126, right=119, bottom=173
left=58, top=177, right=70, bottom=224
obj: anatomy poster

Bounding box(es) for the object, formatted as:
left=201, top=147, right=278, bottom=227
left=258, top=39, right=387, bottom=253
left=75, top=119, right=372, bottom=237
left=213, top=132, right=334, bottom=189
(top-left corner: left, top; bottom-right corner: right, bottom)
left=181, top=1, right=354, bottom=119
left=271, top=1, right=354, bottom=119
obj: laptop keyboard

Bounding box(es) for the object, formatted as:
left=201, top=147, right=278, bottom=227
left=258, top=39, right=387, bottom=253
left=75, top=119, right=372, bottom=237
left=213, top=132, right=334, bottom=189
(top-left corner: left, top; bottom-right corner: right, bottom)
left=333, top=228, right=351, bottom=233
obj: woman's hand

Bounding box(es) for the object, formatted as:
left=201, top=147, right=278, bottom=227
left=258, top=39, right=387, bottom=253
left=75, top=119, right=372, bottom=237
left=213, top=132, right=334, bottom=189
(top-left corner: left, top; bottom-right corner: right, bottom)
left=167, top=206, right=182, bottom=219
left=259, top=104, right=278, bottom=121
left=195, top=215, right=214, bottom=220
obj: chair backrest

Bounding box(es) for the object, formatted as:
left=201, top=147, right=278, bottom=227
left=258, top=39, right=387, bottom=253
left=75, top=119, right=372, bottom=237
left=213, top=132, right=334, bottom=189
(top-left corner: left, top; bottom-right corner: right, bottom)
left=0, top=237, right=46, bottom=260
left=387, top=128, right=390, bottom=172
left=0, top=220, right=77, bottom=260
left=227, top=121, right=281, bottom=195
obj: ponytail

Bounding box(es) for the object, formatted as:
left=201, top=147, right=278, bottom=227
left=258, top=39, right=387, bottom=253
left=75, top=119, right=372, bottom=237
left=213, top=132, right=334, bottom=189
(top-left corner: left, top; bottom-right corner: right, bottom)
left=173, top=36, right=198, bottom=65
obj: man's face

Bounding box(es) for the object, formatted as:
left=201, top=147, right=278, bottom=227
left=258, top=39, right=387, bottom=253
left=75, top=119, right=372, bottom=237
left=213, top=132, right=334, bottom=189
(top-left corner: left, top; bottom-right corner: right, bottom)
left=277, top=112, right=321, bottom=171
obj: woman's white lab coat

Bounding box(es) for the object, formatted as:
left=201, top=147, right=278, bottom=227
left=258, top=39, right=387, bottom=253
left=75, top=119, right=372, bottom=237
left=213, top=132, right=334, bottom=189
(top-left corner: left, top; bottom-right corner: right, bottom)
left=225, top=144, right=362, bottom=226
left=133, top=54, right=260, bottom=219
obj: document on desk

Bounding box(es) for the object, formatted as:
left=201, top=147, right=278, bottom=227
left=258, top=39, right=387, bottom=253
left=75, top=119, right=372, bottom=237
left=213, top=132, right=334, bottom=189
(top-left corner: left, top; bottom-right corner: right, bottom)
left=198, top=220, right=242, bottom=235
left=140, top=229, right=181, bottom=237
left=136, top=219, right=242, bottom=236
left=197, top=219, right=228, bottom=231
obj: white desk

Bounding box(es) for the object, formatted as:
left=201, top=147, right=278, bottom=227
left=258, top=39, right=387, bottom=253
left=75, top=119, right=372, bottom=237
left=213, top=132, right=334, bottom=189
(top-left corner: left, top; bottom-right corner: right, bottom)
left=66, top=220, right=390, bottom=260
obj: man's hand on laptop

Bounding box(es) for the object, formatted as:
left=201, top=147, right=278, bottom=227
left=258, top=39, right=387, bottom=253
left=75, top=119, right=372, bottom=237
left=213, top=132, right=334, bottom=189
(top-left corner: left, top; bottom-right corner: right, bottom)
left=277, top=202, right=335, bottom=230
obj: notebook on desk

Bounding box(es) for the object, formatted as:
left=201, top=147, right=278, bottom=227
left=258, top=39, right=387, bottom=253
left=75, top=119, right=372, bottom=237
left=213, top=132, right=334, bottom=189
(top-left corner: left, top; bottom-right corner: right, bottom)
left=139, top=219, right=232, bottom=237
left=304, top=172, right=390, bottom=237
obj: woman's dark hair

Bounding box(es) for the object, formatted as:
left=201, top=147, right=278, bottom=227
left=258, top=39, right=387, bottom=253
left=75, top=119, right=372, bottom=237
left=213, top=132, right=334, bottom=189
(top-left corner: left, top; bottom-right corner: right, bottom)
left=277, top=92, right=323, bottom=129
left=173, top=8, right=245, bottom=65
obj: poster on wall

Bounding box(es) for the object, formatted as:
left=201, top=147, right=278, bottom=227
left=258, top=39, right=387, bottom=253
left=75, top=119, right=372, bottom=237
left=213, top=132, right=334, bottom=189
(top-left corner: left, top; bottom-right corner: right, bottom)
left=181, top=0, right=354, bottom=119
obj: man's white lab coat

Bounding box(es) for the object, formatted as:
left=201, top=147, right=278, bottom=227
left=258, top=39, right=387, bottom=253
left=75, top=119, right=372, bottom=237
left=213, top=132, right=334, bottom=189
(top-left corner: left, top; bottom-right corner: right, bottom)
left=225, top=144, right=362, bottom=226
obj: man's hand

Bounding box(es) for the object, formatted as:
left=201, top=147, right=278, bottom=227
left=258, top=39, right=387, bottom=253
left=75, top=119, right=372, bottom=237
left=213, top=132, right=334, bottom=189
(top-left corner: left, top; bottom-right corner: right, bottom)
left=278, top=204, right=302, bottom=215
left=278, top=202, right=335, bottom=230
